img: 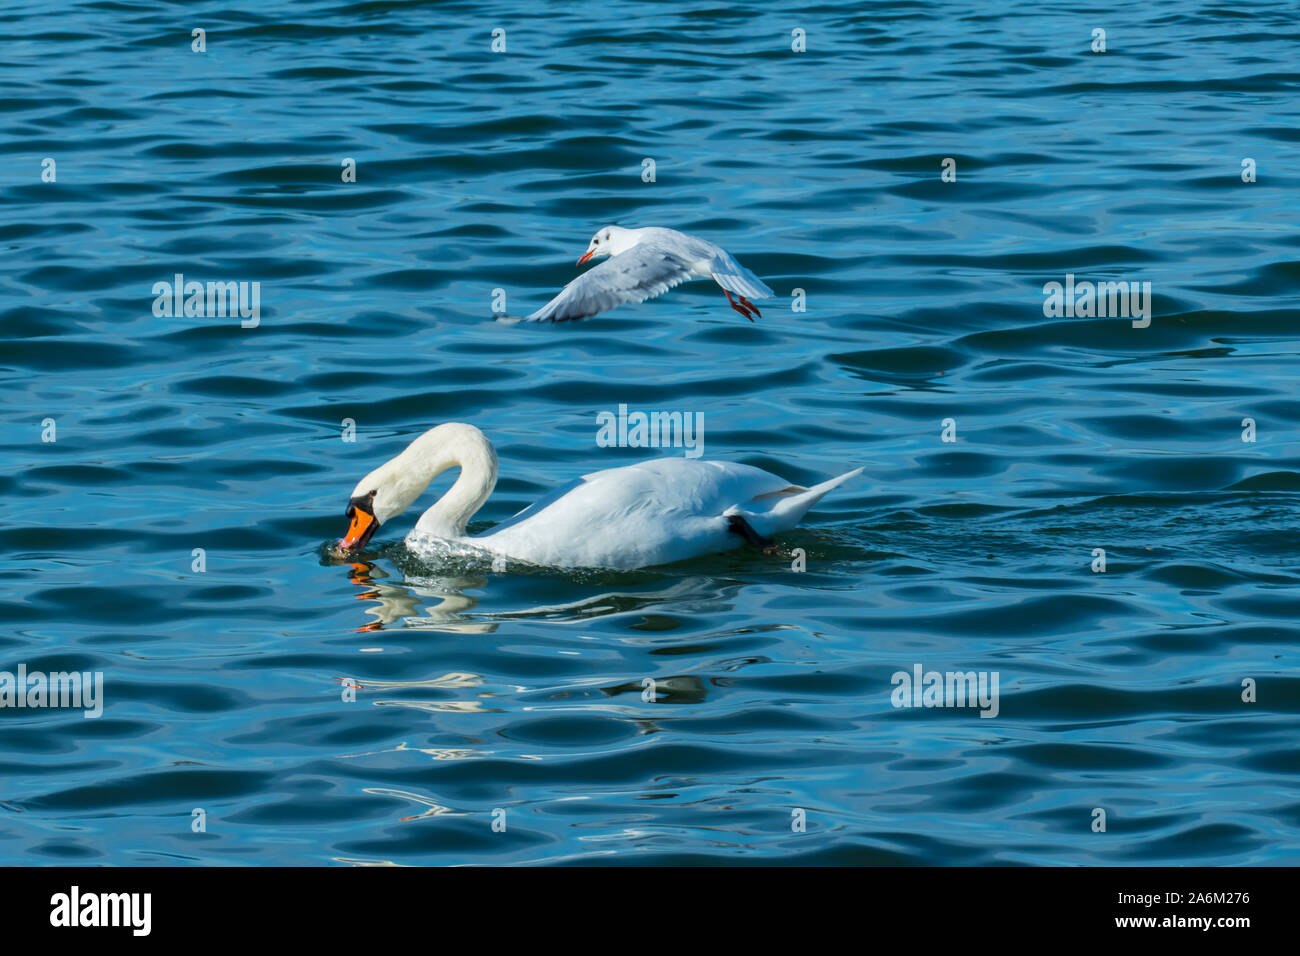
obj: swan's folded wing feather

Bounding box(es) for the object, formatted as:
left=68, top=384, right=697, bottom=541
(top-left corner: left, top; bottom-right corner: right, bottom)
left=484, top=477, right=589, bottom=535
left=525, top=243, right=696, bottom=322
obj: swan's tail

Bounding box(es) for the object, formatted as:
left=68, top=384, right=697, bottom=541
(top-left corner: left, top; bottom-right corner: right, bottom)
left=778, top=465, right=863, bottom=517
left=739, top=466, right=864, bottom=535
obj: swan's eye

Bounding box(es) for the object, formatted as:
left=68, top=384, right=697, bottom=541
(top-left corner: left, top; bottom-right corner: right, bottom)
left=346, top=490, right=377, bottom=517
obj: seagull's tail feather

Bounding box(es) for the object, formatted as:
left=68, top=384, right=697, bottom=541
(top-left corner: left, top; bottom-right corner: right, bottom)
left=711, top=263, right=775, bottom=301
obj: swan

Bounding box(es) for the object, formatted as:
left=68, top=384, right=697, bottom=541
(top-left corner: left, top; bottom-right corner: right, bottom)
left=517, top=226, right=774, bottom=323
left=336, top=423, right=862, bottom=570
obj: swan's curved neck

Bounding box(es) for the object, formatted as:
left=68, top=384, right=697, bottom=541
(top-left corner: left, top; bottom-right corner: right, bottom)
left=403, top=426, right=498, bottom=538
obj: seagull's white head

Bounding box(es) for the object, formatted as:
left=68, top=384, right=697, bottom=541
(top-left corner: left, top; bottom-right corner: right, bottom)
left=577, top=225, right=635, bottom=265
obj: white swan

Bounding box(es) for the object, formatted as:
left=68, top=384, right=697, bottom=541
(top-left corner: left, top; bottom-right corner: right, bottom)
left=519, top=226, right=774, bottom=322
left=337, top=423, right=862, bottom=570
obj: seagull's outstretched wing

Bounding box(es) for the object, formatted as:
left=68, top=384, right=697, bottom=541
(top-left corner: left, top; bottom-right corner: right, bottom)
left=523, top=242, right=695, bottom=322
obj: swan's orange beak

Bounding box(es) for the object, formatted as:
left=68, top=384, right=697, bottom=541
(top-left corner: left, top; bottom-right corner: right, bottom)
left=339, top=501, right=379, bottom=551
left=577, top=249, right=594, bottom=265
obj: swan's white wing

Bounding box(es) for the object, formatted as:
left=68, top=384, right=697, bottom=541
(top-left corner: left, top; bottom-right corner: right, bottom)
left=475, top=459, right=805, bottom=569
left=525, top=243, right=696, bottom=322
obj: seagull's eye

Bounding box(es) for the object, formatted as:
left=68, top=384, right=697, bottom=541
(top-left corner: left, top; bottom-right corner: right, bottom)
left=593, top=239, right=599, bottom=245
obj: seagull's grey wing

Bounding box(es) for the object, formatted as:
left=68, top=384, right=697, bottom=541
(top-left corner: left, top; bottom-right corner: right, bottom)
left=525, top=243, right=696, bottom=322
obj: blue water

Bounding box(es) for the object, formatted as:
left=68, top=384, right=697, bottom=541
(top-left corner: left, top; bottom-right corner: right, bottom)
left=2, top=0, right=1298, bottom=865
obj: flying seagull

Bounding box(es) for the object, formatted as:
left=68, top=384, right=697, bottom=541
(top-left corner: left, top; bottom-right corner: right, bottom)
left=515, top=226, right=774, bottom=323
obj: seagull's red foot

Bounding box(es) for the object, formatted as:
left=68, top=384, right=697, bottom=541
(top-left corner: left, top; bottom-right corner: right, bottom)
left=738, top=295, right=762, bottom=319
left=723, top=289, right=755, bottom=321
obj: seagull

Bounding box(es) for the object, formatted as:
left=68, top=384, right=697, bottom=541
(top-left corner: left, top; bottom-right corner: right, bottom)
left=515, top=225, right=775, bottom=323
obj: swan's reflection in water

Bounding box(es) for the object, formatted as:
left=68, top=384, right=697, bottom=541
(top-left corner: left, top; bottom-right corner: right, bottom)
left=321, top=554, right=762, bottom=859
left=326, top=553, right=748, bottom=635
left=332, top=559, right=498, bottom=633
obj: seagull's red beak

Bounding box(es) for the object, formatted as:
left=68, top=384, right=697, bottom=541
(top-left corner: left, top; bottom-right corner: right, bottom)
left=576, top=250, right=594, bottom=265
